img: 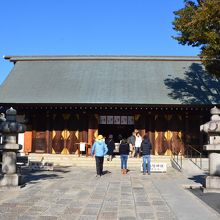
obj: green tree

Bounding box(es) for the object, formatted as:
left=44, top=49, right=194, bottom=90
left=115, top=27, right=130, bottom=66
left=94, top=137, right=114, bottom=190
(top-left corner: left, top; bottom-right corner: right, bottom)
left=173, top=0, right=220, bottom=77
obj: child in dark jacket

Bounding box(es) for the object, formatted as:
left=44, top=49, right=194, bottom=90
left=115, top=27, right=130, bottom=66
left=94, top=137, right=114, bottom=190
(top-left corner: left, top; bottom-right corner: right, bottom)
left=119, top=139, right=130, bottom=174
left=105, top=134, right=115, bottom=161
left=141, top=134, right=152, bottom=175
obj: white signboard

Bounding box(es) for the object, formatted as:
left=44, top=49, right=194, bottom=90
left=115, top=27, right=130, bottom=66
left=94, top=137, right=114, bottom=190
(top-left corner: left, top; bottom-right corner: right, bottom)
left=99, top=115, right=134, bottom=125
left=80, top=142, right=86, bottom=151
left=18, top=133, right=25, bottom=155
left=128, top=116, right=134, bottom=125
left=121, top=116, right=127, bottom=125
left=107, top=116, right=113, bottom=124
left=99, top=116, right=106, bottom=124
left=114, top=116, right=120, bottom=125
left=141, top=162, right=167, bottom=172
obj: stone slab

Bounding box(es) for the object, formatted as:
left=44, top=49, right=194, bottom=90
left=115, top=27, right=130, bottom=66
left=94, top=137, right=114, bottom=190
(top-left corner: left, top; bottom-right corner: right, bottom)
left=203, top=145, right=220, bottom=151
left=0, top=174, right=22, bottom=186
left=0, top=143, right=21, bottom=150
left=204, top=176, right=220, bottom=190
left=209, top=153, right=220, bottom=176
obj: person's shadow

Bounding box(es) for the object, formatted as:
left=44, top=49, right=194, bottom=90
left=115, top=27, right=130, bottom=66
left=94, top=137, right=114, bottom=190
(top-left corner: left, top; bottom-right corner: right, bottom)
left=102, top=170, right=111, bottom=175
left=164, top=63, right=220, bottom=104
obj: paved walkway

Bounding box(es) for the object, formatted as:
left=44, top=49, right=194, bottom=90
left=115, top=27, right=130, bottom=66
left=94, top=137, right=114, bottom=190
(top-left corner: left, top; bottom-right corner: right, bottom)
left=0, top=165, right=219, bottom=220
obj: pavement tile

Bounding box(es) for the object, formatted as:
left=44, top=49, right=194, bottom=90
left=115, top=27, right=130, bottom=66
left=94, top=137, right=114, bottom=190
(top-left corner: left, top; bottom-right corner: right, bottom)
left=0, top=166, right=218, bottom=220
left=98, top=211, right=117, bottom=219
left=135, top=196, right=148, bottom=202
left=42, top=206, right=66, bottom=216
left=151, top=200, right=166, bottom=205
left=0, top=214, right=18, bottom=220
left=63, top=207, right=82, bottom=215
left=17, top=215, right=38, bottom=220
left=119, top=204, right=135, bottom=210
left=81, top=208, right=100, bottom=216
left=120, top=200, right=134, bottom=205
left=57, top=214, right=79, bottom=220
left=118, top=217, right=136, bottom=220
left=101, top=206, right=118, bottom=212
left=37, top=216, right=58, bottom=220
left=85, top=203, right=102, bottom=209
left=137, top=212, right=155, bottom=220
left=136, top=205, right=154, bottom=213
left=78, top=215, right=97, bottom=220
left=135, top=201, right=151, bottom=206
left=156, top=211, right=175, bottom=218
left=103, top=201, right=118, bottom=207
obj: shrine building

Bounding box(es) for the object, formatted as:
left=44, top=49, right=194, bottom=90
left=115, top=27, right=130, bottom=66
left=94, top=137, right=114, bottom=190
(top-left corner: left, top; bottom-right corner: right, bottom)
left=0, top=56, right=219, bottom=156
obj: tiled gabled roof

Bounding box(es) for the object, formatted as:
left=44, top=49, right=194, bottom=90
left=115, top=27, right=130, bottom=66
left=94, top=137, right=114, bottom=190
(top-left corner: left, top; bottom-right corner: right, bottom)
left=0, top=56, right=219, bottom=105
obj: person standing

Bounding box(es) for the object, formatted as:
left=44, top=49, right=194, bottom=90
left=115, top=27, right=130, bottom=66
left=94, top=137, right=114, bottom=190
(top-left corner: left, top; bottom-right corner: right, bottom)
left=91, top=135, right=108, bottom=177
left=119, top=138, right=130, bottom=174
left=128, top=131, right=136, bottom=158
left=141, top=134, right=152, bottom=175
left=134, top=132, right=142, bottom=158
left=105, top=134, right=115, bottom=161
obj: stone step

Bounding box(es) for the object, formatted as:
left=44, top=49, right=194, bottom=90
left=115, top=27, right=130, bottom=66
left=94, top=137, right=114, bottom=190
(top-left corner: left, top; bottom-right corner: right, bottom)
left=28, top=153, right=172, bottom=167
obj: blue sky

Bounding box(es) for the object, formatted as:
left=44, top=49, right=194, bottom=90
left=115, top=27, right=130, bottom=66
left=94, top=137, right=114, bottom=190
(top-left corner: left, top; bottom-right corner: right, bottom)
left=0, top=0, right=200, bottom=85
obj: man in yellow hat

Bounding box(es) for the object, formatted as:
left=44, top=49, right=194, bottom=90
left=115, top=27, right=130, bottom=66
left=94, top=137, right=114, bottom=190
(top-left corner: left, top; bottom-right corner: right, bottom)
left=91, top=135, right=108, bottom=177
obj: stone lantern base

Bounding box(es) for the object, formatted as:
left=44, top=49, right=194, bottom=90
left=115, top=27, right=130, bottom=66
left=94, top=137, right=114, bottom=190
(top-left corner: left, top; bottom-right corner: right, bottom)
left=203, top=176, right=220, bottom=193
left=202, top=151, right=220, bottom=193
left=0, top=143, right=23, bottom=186
left=0, top=174, right=23, bottom=186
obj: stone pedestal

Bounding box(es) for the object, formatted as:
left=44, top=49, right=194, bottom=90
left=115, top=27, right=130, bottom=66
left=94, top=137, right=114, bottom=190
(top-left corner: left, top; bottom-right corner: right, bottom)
left=0, top=107, right=25, bottom=187
left=0, top=174, right=22, bottom=186
left=203, top=176, right=220, bottom=193
left=201, top=106, right=220, bottom=193
left=209, top=152, right=220, bottom=176
left=0, top=144, right=22, bottom=186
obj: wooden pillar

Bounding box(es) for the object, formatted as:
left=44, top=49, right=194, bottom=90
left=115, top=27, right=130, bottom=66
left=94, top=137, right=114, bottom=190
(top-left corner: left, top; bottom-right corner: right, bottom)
left=154, top=114, right=168, bottom=155
left=79, top=113, right=88, bottom=143
left=67, top=114, right=80, bottom=154
left=45, top=112, right=52, bottom=153
left=169, top=114, right=184, bottom=156
left=32, top=114, right=37, bottom=153
left=134, top=114, right=146, bottom=137
left=199, top=115, right=204, bottom=147
left=147, top=112, right=155, bottom=155
left=88, top=114, right=99, bottom=147
left=184, top=112, right=190, bottom=145
left=23, top=112, right=32, bottom=154
left=24, top=131, right=32, bottom=154
left=52, top=113, right=65, bottom=154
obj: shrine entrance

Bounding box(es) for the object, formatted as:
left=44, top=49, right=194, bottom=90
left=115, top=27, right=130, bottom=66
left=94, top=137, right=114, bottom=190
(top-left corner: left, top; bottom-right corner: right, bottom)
left=99, top=124, right=134, bottom=142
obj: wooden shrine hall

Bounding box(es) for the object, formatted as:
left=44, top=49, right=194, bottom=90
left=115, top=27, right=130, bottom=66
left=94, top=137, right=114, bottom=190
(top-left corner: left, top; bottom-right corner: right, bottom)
left=0, top=56, right=220, bottom=156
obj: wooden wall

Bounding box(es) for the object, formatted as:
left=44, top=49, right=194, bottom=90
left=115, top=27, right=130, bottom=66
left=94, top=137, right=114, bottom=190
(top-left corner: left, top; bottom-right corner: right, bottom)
left=24, top=109, right=204, bottom=155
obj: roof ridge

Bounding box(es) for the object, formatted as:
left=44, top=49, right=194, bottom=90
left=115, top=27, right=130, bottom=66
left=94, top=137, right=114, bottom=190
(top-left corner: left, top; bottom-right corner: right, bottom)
left=4, top=55, right=201, bottom=62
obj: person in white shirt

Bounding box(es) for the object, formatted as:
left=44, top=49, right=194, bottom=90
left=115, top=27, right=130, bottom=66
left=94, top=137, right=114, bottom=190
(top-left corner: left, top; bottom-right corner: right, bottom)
left=134, top=132, right=142, bottom=158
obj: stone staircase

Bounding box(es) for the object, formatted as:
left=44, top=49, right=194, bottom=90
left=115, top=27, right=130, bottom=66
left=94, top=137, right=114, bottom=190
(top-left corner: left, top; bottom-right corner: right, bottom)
left=28, top=153, right=172, bottom=168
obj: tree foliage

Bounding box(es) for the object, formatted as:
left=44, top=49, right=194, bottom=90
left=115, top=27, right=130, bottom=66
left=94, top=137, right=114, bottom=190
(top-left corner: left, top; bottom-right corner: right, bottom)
left=173, top=0, right=220, bottom=77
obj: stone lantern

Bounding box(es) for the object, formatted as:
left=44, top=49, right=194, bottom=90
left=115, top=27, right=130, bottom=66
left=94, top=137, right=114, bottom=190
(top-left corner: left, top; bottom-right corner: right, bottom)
left=200, top=106, right=220, bottom=192
left=0, top=107, right=25, bottom=186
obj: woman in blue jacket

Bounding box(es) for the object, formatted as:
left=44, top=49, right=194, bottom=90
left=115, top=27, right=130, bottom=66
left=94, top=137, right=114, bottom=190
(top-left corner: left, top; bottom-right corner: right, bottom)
left=91, top=135, right=108, bottom=177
